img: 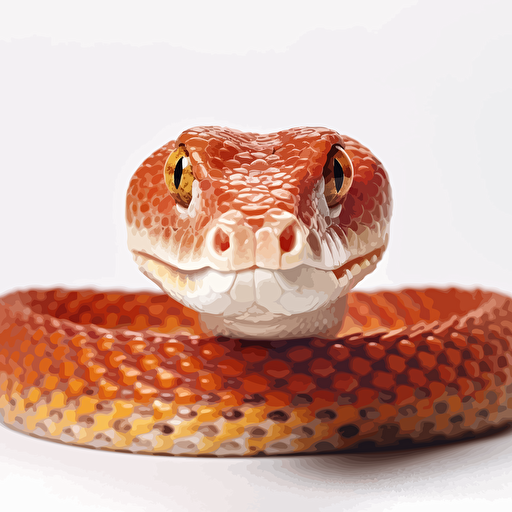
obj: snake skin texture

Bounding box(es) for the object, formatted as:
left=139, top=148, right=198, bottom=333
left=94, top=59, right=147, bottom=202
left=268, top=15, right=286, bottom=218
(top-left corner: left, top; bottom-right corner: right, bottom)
left=1, top=127, right=512, bottom=456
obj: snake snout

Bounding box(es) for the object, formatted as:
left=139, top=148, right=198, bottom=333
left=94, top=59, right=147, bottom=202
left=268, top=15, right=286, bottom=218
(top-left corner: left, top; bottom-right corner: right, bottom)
left=206, top=209, right=308, bottom=272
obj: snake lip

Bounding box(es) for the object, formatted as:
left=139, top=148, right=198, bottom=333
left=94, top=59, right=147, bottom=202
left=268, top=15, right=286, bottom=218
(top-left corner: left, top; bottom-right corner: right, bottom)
left=132, top=250, right=205, bottom=277
left=331, top=246, right=386, bottom=281
left=134, top=247, right=386, bottom=279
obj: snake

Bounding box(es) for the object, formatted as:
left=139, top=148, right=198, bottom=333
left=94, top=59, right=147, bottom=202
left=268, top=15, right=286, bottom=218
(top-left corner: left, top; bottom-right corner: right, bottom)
left=1, top=126, right=512, bottom=457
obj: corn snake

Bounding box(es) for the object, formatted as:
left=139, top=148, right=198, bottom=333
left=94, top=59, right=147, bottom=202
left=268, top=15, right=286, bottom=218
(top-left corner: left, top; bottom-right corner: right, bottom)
left=1, top=126, right=511, bottom=456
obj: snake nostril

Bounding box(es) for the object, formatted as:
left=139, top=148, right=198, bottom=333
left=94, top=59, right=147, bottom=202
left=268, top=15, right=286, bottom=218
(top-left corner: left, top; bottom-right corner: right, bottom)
left=213, top=228, right=230, bottom=253
left=279, top=225, right=296, bottom=254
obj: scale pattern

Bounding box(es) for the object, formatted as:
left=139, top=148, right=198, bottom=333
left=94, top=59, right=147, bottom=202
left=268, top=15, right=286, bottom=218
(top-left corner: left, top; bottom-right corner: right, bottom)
left=1, top=288, right=511, bottom=455
left=1, top=126, right=511, bottom=456
left=126, top=127, right=391, bottom=269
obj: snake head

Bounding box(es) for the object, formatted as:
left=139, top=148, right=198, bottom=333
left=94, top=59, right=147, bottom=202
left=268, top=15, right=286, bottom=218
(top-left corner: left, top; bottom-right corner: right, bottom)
left=126, top=126, right=392, bottom=339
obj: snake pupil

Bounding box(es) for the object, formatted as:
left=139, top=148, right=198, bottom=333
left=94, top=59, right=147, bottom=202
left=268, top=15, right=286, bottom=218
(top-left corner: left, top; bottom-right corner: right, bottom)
left=174, top=157, right=183, bottom=189
left=333, top=158, right=344, bottom=192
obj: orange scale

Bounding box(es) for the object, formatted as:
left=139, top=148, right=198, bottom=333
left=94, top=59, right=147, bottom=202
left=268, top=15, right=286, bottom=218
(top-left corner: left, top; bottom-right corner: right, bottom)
left=395, top=385, right=415, bottom=405
left=59, top=361, right=75, bottom=379
left=331, top=372, right=358, bottom=392
left=309, top=358, right=336, bottom=377
left=23, top=354, right=34, bottom=368
left=173, top=387, right=201, bottom=405
left=397, top=339, right=416, bottom=357
left=372, top=371, right=395, bottom=390
left=425, top=336, right=444, bottom=352
left=105, top=313, right=119, bottom=327
left=287, top=374, right=316, bottom=393
left=98, top=379, right=119, bottom=400
left=457, top=378, right=475, bottom=396
left=309, top=389, right=337, bottom=408
left=263, top=360, right=291, bottom=378
left=365, top=342, right=386, bottom=360
left=80, top=313, right=93, bottom=324
left=470, top=329, right=486, bottom=343
left=241, top=346, right=268, bottom=363
left=39, top=374, right=59, bottom=391
left=107, top=351, right=126, bottom=369
left=428, top=381, right=447, bottom=400
left=217, top=390, right=244, bottom=407
left=155, top=369, right=180, bottom=390
left=286, top=346, right=313, bottom=362
left=25, top=370, right=39, bottom=386
left=38, top=357, right=53, bottom=374
left=349, top=357, right=372, bottom=376
left=32, top=328, right=45, bottom=341
left=138, top=354, right=161, bottom=372
left=96, top=336, right=114, bottom=352
left=87, top=364, right=107, bottom=383
left=148, top=304, right=164, bottom=316
left=377, top=403, right=397, bottom=421
left=450, top=332, right=468, bottom=348
left=445, top=348, right=461, bottom=366
left=178, top=356, right=203, bottom=374
left=328, top=343, right=350, bottom=361
left=217, top=358, right=245, bottom=377
left=134, top=382, right=159, bottom=403
left=66, top=377, right=86, bottom=396
left=438, top=365, right=457, bottom=383
left=160, top=341, right=185, bottom=358
left=197, top=372, right=223, bottom=391
left=34, top=343, right=46, bottom=358
left=129, top=315, right=150, bottom=332
left=117, top=365, right=141, bottom=386
left=417, top=352, right=437, bottom=371
left=274, top=201, right=294, bottom=212
left=386, top=354, right=406, bottom=373
left=19, top=339, right=31, bottom=354
left=354, top=388, right=378, bottom=408
left=200, top=342, right=226, bottom=361
left=464, top=360, right=480, bottom=379
left=407, top=368, right=427, bottom=387
left=469, top=345, right=484, bottom=360
left=264, top=391, right=290, bottom=407
left=241, top=374, right=269, bottom=394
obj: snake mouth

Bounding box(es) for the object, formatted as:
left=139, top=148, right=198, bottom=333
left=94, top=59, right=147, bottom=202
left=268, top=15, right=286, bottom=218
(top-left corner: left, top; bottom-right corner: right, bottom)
left=134, top=246, right=385, bottom=283
left=133, top=250, right=205, bottom=279
left=331, top=246, right=386, bottom=281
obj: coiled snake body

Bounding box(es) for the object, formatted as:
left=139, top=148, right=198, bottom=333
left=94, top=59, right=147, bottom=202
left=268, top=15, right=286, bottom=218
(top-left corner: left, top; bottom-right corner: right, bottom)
left=1, top=127, right=511, bottom=456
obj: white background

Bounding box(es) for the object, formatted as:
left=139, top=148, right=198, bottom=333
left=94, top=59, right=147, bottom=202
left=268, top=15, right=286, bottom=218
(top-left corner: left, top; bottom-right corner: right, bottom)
left=1, top=1, right=512, bottom=510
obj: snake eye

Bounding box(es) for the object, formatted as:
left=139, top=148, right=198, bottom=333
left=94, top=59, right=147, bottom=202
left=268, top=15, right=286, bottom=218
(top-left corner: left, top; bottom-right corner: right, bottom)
left=164, top=144, right=194, bottom=207
left=323, top=146, right=353, bottom=206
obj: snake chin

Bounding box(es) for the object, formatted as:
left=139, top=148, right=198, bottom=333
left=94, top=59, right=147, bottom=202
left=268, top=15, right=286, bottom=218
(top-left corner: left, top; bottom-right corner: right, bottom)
left=133, top=248, right=384, bottom=339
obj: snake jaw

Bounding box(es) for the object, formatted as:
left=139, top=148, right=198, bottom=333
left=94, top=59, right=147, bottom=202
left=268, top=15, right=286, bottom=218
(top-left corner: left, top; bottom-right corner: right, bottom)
left=130, top=225, right=388, bottom=339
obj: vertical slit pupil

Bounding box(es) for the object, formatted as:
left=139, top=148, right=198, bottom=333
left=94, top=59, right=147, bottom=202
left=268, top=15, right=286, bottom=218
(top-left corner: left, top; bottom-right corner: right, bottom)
left=333, top=158, right=344, bottom=192
left=174, top=157, right=183, bottom=189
